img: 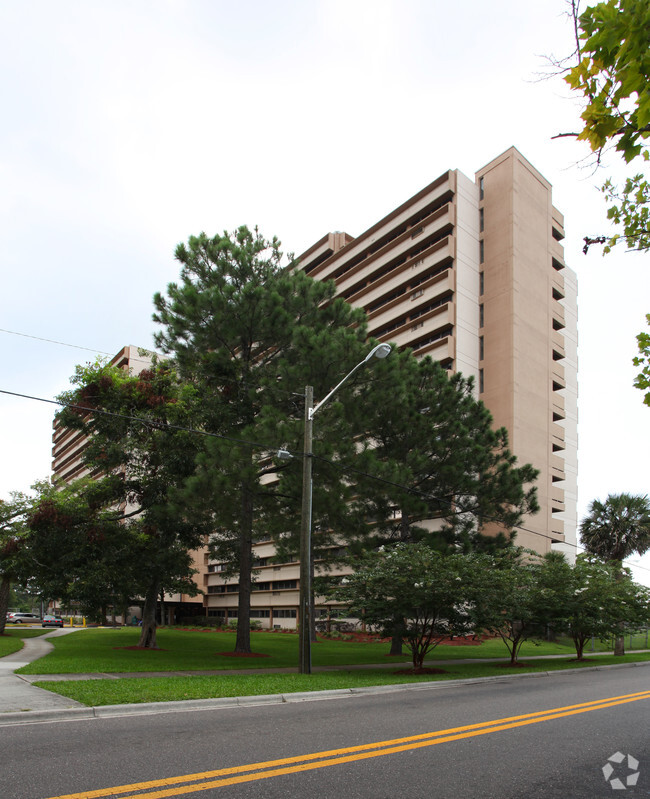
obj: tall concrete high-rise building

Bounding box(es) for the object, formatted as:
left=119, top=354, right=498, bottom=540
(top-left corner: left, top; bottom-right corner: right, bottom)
left=297, top=147, right=577, bottom=556
left=208, top=147, right=578, bottom=626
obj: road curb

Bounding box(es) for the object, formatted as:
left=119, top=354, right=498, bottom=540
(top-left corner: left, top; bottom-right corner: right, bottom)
left=1, top=659, right=649, bottom=725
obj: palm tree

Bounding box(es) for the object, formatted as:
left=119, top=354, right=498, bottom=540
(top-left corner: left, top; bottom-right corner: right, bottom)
left=579, top=493, right=650, bottom=655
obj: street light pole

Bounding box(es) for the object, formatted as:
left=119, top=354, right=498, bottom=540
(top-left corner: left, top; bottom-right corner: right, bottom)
left=297, top=343, right=391, bottom=674
left=299, top=385, right=314, bottom=674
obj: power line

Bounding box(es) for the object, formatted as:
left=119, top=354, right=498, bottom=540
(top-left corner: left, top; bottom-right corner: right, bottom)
left=0, top=327, right=154, bottom=364
left=4, top=385, right=650, bottom=577
left=0, top=388, right=275, bottom=453
left=0, top=327, right=306, bottom=398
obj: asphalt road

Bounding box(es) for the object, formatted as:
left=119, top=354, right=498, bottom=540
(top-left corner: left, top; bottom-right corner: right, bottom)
left=1, top=666, right=649, bottom=799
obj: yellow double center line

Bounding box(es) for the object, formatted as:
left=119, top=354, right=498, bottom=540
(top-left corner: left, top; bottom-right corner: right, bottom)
left=49, top=689, right=650, bottom=799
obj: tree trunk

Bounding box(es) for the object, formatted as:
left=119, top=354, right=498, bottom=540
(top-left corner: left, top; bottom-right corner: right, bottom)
left=411, top=642, right=425, bottom=670
left=574, top=636, right=585, bottom=661
left=614, top=632, right=625, bottom=656
left=389, top=612, right=403, bottom=655
left=137, top=578, right=159, bottom=648
left=235, top=482, right=253, bottom=654
left=0, top=576, right=10, bottom=635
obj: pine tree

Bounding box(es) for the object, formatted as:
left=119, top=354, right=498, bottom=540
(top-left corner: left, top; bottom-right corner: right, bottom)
left=152, top=226, right=370, bottom=653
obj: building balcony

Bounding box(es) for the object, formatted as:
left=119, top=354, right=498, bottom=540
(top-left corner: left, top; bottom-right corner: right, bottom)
left=370, top=299, right=454, bottom=346
left=411, top=331, right=454, bottom=361
left=552, top=362, right=565, bottom=384
left=551, top=330, right=565, bottom=356
left=341, top=236, right=455, bottom=311
left=550, top=453, right=565, bottom=482
left=313, top=177, right=455, bottom=283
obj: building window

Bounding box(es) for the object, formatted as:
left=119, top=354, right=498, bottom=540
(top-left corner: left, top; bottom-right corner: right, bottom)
left=479, top=271, right=484, bottom=295
left=272, top=580, right=297, bottom=590
left=479, top=207, right=484, bottom=232
left=479, top=303, right=484, bottom=328
left=479, top=176, right=484, bottom=200
left=479, top=239, right=484, bottom=264
left=479, top=335, right=484, bottom=360
left=479, top=368, right=484, bottom=393
left=274, top=609, right=297, bottom=619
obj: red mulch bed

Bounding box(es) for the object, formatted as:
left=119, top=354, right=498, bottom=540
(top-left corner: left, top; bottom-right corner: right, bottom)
left=113, top=646, right=168, bottom=651
left=216, top=652, right=270, bottom=658
left=496, top=661, right=536, bottom=668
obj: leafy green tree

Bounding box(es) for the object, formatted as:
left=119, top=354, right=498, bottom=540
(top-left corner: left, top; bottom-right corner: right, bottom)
left=152, top=225, right=371, bottom=653
left=557, top=554, right=650, bottom=660
left=24, top=479, right=142, bottom=624
left=475, top=551, right=568, bottom=666
left=0, top=492, right=32, bottom=635
left=561, top=0, right=649, bottom=254
left=579, top=492, right=650, bottom=654
left=334, top=543, right=487, bottom=671
left=633, top=313, right=650, bottom=404
left=54, top=359, right=212, bottom=647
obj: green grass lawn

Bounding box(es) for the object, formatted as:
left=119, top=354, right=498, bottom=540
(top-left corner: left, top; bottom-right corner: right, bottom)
left=0, top=628, right=49, bottom=658
left=32, top=652, right=650, bottom=706
left=15, top=628, right=589, bottom=675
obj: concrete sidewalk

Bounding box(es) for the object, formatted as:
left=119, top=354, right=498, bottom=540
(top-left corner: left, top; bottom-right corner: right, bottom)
left=0, top=629, right=87, bottom=714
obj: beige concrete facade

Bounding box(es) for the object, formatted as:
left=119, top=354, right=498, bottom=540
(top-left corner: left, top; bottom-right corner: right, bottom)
left=204, top=148, right=579, bottom=627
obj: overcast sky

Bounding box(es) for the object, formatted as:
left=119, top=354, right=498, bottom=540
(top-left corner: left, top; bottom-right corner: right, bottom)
left=2, top=0, right=649, bottom=583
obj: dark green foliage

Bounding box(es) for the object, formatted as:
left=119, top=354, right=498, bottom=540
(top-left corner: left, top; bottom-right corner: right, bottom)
left=51, top=359, right=212, bottom=647
left=152, top=226, right=371, bottom=652
left=0, top=492, right=32, bottom=635
left=555, top=554, right=650, bottom=659
left=580, top=493, right=650, bottom=562
left=24, top=480, right=141, bottom=622
left=334, top=542, right=490, bottom=670
left=352, top=352, right=539, bottom=552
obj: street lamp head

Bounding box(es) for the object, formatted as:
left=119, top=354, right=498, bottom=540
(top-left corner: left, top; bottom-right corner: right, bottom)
left=365, top=342, right=392, bottom=362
